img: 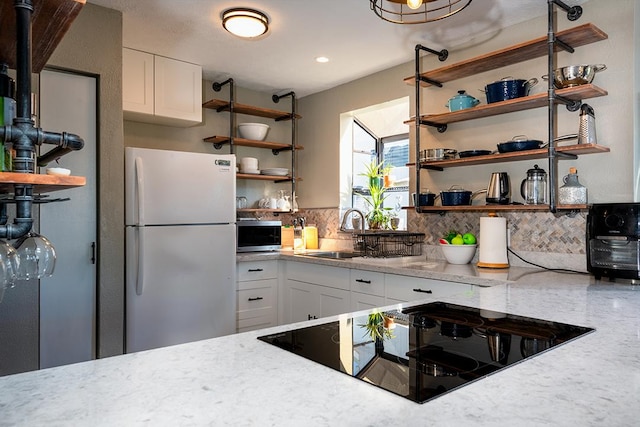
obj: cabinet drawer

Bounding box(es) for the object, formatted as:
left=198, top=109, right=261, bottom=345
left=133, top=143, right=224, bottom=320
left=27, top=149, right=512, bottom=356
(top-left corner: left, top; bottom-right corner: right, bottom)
left=350, top=269, right=384, bottom=297
left=285, top=261, right=349, bottom=290
left=237, top=260, right=278, bottom=281
left=385, top=274, right=472, bottom=303
left=237, top=278, right=277, bottom=315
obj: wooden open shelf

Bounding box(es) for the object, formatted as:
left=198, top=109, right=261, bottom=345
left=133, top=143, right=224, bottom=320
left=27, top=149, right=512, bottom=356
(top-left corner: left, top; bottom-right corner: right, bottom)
left=0, top=0, right=85, bottom=74
left=202, top=99, right=302, bottom=121
left=406, top=85, right=607, bottom=126
left=237, top=173, right=301, bottom=182
left=405, top=204, right=587, bottom=213
left=0, top=172, right=86, bottom=193
left=237, top=208, right=294, bottom=214
left=409, top=143, right=609, bottom=169
left=203, top=135, right=304, bottom=151
left=404, top=23, right=608, bottom=87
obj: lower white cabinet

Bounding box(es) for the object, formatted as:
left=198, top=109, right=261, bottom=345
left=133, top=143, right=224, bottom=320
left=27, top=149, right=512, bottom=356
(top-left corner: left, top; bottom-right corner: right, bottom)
left=385, top=274, right=472, bottom=304
left=236, top=261, right=278, bottom=333
left=281, top=261, right=350, bottom=324
left=351, top=291, right=385, bottom=312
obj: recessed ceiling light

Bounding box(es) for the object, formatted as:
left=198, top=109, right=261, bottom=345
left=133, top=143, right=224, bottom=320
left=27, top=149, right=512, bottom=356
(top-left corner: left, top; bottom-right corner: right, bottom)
left=222, top=8, right=269, bottom=39
left=315, top=56, right=329, bottom=63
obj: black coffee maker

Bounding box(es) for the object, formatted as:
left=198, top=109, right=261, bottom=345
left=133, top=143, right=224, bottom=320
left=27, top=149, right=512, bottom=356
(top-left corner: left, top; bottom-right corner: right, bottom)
left=586, top=203, right=640, bottom=281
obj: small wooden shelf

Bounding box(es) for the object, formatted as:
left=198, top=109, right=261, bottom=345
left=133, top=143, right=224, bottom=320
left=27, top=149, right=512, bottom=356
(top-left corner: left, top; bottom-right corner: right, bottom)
left=406, top=85, right=607, bottom=126
left=203, top=135, right=304, bottom=151
left=409, top=143, right=609, bottom=169
left=0, top=172, right=86, bottom=193
left=237, top=208, right=294, bottom=214
left=237, top=173, right=301, bottom=182
left=0, top=0, right=85, bottom=74
left=407, top=204, right=587, bottom=213
left=404, top=23, right=608, bottom=87
left=202, top=99, right=302, bottom=121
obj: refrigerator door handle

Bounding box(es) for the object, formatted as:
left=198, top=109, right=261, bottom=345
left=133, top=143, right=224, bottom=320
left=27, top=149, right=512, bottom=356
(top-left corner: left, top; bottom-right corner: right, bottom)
left=135, top=156, right=146, bottom=226
left=135, top=227, right=145, bottom=296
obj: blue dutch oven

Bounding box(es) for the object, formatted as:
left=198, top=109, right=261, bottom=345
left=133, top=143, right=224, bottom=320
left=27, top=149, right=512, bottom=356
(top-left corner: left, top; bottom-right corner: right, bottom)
left=446, top=90, right=480, bottom=112
left=483, top=77, right=538, bottom=104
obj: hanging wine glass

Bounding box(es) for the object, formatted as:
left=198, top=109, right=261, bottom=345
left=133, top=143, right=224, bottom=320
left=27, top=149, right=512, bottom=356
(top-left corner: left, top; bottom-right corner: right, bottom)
left=0, top=239, right=19, bottom=302
left=13, top=232, right=56, bottom=280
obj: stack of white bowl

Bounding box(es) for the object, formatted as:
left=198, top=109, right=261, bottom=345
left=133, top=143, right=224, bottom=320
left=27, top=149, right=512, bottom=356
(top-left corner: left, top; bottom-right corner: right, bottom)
left=240, top=157, right=259, bottom=174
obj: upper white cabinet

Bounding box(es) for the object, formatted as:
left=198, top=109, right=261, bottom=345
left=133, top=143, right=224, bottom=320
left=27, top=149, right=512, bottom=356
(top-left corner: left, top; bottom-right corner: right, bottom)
left=123, top=48, right=202, bottom=127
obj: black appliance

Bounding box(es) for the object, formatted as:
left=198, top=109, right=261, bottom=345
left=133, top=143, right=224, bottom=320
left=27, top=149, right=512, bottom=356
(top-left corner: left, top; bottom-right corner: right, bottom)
left=587, top=203, right=640, bottom=281
left=258, top=302, right=593, bottom=404
left=236, top=220, right=281, bottom=252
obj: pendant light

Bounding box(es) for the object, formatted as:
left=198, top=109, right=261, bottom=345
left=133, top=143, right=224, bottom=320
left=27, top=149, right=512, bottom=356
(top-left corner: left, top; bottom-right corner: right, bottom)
left=370, top=0, right=473, bottom=24
left=222, top=8, right=269, bottom=38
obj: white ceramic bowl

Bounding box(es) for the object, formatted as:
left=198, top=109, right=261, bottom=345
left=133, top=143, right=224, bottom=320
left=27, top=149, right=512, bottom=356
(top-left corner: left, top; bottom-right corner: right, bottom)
left=440, top=243, right=477, bottom=264
left=46, top=167, right=71, bottom=176
left=238, top=123, right=270, bottom=141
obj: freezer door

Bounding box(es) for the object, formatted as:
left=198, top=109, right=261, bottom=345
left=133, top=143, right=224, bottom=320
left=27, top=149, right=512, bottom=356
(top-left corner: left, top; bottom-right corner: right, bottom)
left=126, top=224, right=236, bottom=353
left=125, top=147, right=235, bottom=225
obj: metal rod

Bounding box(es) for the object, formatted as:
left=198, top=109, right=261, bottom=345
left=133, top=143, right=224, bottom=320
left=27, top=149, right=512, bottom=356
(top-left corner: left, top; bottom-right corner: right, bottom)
left=273, top=91, right=297, bottom=212
left=547, top=0, right=557, bottom=213
left=414, top=45, right=422, bottom=213
left=213, top=79, right=235, bottom=155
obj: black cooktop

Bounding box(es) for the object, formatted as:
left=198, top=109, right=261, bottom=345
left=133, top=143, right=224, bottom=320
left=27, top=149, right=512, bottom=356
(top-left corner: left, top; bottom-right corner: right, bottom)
left=258, top=302, right=594, bottom=403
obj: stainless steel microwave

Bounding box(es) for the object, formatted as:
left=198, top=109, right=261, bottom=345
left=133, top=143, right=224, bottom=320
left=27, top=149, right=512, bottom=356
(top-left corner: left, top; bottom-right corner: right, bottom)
left=237, top=220, right=282, bottom=252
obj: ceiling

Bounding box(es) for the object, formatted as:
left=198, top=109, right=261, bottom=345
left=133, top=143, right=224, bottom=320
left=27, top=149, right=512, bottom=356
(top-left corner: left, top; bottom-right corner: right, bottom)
left=86, top=0, right=588, bottom=98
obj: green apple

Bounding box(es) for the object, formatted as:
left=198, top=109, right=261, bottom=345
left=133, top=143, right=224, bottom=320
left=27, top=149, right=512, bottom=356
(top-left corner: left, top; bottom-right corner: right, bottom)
left=462, top=233, right=477, bottom=245
left=451, top=235, right=464, bottom=245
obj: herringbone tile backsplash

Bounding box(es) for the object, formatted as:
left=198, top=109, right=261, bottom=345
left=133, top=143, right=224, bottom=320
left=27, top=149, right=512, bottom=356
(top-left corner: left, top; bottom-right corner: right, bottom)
left=240, top=208, right=586, bottom=254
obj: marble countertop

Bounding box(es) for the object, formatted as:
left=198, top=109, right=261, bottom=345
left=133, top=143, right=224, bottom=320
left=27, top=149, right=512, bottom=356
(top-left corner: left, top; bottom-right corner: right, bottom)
left=1, top=258, right=640, bottom=426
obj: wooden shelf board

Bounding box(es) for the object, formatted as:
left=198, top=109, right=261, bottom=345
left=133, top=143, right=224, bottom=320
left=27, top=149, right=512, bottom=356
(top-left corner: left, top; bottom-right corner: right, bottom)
left=408, top=204, right=587, bottom=213
left=237, top=208, right=293, bottom=213
left=237, top=173, right=301, bottom=182
left=203, top=135, right=303, bottom=150
left=409, top=144, right=609, bottom=169
left=0, top=172, right=86, bottom=193
left=404, top=23, right=608, bottom=87
left=202, top=99, right=302, bottom=121
left=0, top=0, right=85, bottom=74
left=406, top=85, right=607, bottom=126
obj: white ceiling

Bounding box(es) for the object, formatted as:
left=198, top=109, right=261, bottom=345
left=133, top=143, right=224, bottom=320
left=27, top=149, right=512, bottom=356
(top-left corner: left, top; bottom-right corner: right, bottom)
left=86, top=0, right=588, bottom=98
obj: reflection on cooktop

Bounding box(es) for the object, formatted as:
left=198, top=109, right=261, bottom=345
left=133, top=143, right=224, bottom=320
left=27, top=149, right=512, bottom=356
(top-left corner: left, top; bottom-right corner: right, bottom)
left=258, top=302, right=594, bottom=404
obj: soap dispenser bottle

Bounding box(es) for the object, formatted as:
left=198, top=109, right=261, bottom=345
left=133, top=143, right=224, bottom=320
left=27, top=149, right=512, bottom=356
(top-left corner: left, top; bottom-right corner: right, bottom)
left=558, top=167, right=587, bottom=205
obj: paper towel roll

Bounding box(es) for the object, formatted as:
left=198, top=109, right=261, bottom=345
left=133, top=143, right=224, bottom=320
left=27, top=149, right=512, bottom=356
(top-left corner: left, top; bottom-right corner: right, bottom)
left=477, top=216, right=509, bottom=268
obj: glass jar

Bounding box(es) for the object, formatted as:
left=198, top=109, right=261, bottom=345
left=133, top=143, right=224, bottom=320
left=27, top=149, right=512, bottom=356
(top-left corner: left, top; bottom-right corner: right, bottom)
left=520, top=164, right=547, bottom=204
left=559, top=167, right=587, bottom=204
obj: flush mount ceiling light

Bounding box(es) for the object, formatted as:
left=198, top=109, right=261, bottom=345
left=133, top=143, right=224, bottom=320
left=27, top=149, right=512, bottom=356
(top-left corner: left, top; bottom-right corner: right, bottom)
left=222, top=8, right=269, bottom=38
left=370, top=0, right=473, bottom=24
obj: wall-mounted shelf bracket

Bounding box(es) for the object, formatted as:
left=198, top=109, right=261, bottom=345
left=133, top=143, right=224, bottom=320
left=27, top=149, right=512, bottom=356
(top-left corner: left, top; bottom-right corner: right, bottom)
left=271, top=146, right=292, bottom=155
left=553, top=37, right=576, bottom=54
left=419, top=119, right=447, bottom=133
left=554, top=93, right=581, bottom=111
left=418, top=76, right=443, bottom=88
left=551, top=0, right=583, bottom=21
left=212, top=78, right=236, bottom=155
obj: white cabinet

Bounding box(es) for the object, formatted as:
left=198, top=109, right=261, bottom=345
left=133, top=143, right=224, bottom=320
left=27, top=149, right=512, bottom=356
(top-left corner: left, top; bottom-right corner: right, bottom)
left=123, top=48, right=202, bottom=127
left=385, top=273, right=472, bottom=304
left=282, top=262, right=350, bottom=324
left=236, top=261, right=278, bottom=333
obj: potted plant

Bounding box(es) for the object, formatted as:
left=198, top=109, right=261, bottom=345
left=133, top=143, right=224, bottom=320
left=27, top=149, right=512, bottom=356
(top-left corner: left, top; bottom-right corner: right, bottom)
left=359, top=160, right=393, bottom=230
left=360, top=310, right=395, bottom=342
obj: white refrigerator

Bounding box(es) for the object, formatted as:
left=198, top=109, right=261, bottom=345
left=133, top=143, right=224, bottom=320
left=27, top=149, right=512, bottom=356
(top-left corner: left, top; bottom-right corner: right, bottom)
left=125, top=147, right=236, bottom=353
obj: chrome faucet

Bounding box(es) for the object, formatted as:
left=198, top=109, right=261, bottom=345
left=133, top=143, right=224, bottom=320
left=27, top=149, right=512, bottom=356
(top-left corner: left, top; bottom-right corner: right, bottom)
left=340, top=208, right=365, bottom=234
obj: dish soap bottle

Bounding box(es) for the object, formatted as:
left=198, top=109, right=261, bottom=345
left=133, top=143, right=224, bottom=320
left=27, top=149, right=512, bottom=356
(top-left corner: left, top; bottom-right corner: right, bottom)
left=558, top=167, right=587, bottom=205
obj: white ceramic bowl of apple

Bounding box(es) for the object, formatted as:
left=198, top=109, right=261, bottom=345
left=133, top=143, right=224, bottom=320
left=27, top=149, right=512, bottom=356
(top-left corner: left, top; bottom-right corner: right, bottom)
left=238, top=123, right=270, bottom=141
left=440, top=243, right=477, bottom=264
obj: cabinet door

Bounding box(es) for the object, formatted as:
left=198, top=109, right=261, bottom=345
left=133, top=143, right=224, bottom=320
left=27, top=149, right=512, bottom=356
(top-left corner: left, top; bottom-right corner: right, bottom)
left=154, top=55, right=202, bottom=124
left=123, top=48, right=154, bottom=115
left=317, top=285, right=350, bottom=319
left=283, top=279, right=318, bottom=324
left=351, top=291, right=385, bottom=312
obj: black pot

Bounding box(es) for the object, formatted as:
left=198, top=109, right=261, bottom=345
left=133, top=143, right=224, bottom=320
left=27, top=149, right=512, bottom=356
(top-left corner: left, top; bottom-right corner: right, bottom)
left=414, top=192, right=436, bottom=206
left=440, top=186, right=472, bottom=206
left=484, top=77, right=538, bottom=104
left=459, top=150, right=492, bottom=158
left=497, top=136, right=545, bottom=153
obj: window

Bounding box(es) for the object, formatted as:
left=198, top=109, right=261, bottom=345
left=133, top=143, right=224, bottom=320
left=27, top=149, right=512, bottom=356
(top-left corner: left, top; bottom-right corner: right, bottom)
left=341, top=99, right=409, bottom=229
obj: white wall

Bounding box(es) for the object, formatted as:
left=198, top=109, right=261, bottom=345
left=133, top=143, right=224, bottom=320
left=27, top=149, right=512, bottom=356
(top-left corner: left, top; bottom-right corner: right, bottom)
left=298, top=0, right=638, bottom=208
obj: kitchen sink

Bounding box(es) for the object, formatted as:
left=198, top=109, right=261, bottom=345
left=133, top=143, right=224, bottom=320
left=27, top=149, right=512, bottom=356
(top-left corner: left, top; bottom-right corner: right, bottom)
left=298, top=251, right=362, bottom=260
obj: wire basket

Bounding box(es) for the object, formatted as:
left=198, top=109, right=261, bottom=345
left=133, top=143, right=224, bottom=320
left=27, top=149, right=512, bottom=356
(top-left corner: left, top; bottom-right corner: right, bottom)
left=352, top=232, right=425, bottom=258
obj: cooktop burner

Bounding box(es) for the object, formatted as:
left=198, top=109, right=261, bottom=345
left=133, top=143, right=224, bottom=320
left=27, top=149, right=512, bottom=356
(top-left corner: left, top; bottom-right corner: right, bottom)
left=258, top=301, right=594, bottom=404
